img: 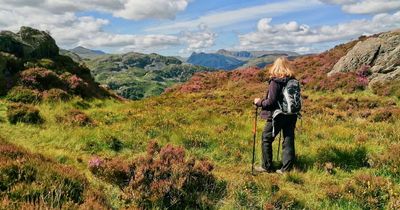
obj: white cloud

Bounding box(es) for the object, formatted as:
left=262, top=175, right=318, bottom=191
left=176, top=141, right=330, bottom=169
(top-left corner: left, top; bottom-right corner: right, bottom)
left=238, top=11, right=400, bottom=53
left=146, top=0, right=321, bottom=33
left=319, top=0, right=357, bottom=4
left=80, top=33, right=181, bottom=52
left=114, top=0, right=189, bottom=20
left=0, top=0, right=198, bottom=53
left=0, top=0, right=188, bottom=20
left=180, top=25, right=217, bottom=52
left=319, top=0, right=400, bottom=14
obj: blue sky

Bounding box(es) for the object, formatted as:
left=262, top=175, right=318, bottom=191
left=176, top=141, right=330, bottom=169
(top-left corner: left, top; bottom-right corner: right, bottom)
left=1, top=0, right=400, bottom=56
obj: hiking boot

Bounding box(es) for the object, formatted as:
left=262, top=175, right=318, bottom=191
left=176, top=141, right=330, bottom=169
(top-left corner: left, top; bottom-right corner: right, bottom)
left=254, top=166, right=274, bottom=173
left=276, top=169, right=285, bottom=174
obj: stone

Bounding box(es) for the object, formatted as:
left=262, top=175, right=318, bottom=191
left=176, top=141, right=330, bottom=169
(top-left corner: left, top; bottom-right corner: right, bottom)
left=0, top=26, right=59, bottom=59
left=328, top=30, right=400, bottom=81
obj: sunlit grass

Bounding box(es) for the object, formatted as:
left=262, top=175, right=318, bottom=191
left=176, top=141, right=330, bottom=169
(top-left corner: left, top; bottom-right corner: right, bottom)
left=0, top=87, right=399, bottom=209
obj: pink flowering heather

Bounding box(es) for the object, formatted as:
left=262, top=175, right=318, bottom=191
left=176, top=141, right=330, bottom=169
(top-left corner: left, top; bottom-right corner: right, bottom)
left=89, top=156, right=103, bottom=168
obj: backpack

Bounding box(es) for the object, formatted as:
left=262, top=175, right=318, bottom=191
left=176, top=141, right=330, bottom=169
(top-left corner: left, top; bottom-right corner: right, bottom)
left=270, top=78, right=302, bottom=137
left=278, top=78, right=302, bottom=114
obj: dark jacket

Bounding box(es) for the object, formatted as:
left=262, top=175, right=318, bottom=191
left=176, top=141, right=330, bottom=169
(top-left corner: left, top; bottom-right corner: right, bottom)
left=256, top=77, right=292, bottom=120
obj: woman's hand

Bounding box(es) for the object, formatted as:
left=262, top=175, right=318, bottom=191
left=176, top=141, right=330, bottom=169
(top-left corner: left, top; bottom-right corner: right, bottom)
left=254, top=98, right=261, bottom=105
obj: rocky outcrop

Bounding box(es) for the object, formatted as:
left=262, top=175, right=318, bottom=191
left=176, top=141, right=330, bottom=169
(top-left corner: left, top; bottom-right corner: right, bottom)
left=0, top=26, right=112, bottom=98
left=0, top=26, right=59, bottom=59
left=328, top=30, right=400, bottom=87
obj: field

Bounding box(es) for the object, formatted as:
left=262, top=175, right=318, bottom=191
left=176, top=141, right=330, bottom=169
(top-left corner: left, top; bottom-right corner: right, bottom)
left=1, top=74, right=399, bottom=209
left=1, top=29, right=400, bottom=209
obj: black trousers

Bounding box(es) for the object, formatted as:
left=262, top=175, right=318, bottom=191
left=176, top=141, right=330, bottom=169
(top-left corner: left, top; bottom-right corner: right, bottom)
left=261, top=114, right=297, bottom=172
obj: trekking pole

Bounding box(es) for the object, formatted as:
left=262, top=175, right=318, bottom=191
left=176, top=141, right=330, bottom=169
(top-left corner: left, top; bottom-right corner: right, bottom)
left=251, top=106, right=259, bottom=175
left=277, top=131, right=282, bottom=161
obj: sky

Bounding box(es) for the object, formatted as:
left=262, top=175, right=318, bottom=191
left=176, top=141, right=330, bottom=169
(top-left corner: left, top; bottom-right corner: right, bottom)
left=0, top=0, right=400, bottom=56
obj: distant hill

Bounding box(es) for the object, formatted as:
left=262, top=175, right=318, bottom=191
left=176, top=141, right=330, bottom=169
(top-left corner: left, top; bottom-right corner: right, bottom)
left=59, top=49, right=83, bottom=63
left=187, top=50, right=299, bottom=70
left=86, top=52, right=215, bottom=99
left=216, top=49, right=299, bottom=61
left=69, top=46, right=106, bottom=59
left=187, top=52, right=245, bottom=70
left=173, top=56, right=187, bottom=63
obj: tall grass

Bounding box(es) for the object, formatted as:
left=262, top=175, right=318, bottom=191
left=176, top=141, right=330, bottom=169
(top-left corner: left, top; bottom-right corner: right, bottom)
left=0, top=86, right=399, bottom=208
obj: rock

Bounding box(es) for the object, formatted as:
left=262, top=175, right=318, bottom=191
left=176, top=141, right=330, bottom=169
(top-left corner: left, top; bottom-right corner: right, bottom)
left=0, top=31, right=26, bottom=57
left=0, top=52, right=22, bottom=94
left=0, top=26, right=59, bottom=59
left=369, top=66, right=400, bottom=88
left=328, top=30, right=400, bottom=79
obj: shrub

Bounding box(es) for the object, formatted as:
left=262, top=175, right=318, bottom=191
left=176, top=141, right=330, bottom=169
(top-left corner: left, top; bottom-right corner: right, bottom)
left=6, top=86, right=41, bottom=103
left=370, top=144, right=400, bottom=177
left=370, top=108, right=399, bottom=123
left=318, top=72, right=369, bottom=93
left=19, top=68, right=64, bottom=90
left=89, top=157, right=131, bottom=188
left=42, top=88, right=71, bottom=102
left=6, top=103, right=43, bottom=124
left=89, top=141, right=226, bottom=209
left=344, top=173, right=390, bottom=209
left=266, top=190, right=304, bottom=209
left=324, top=184, right=343, bottom=200
left=371, top=80, right=400, bottom=99
left=60, top=73, right=89, bottom=96
left=0, top=139, right=91, bottom=209
left=56, top=109, right=94, bottom=126
left=128, top=142, right=226, bottom=209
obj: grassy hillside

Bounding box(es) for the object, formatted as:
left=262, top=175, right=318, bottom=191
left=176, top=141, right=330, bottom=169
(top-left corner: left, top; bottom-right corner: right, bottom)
left=1, top=30, right=400, bottom=209
left=1, top=69, right=399, bottom=209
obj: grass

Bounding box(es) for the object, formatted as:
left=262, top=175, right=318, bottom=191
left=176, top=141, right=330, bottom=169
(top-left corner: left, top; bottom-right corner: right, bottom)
left=0, top=86, right=399, bottom=209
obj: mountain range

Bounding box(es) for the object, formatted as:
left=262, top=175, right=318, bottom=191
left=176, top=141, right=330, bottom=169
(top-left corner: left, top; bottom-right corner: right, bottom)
left=69, top=46, right=106, bottom=59
left=187, top=50, right=299, bottom=70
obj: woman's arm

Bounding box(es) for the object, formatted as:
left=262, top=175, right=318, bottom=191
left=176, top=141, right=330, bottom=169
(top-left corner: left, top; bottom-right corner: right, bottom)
left=256, top=81, right=279, bottom=111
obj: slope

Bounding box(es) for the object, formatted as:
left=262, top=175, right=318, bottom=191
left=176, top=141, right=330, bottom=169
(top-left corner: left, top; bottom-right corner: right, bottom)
left=0, top=29, right=399, bottom=209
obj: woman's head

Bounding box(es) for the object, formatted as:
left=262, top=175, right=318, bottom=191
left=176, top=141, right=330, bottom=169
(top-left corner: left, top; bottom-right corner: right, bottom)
left=268, top=57, right=295, bottom=78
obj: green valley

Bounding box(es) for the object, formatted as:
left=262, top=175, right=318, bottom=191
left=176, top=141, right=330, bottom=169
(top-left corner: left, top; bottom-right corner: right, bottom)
left=85, top=52, right=213, bottom=99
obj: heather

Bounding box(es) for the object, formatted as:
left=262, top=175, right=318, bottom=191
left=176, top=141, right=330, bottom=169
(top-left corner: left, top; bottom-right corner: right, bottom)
left=1, top=78, right=399, bottom=208
left=0, top=28, right=399, bottom=209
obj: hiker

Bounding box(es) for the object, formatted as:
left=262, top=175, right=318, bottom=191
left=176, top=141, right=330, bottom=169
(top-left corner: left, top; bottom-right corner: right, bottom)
left=253, top=57, right=301, bottom=174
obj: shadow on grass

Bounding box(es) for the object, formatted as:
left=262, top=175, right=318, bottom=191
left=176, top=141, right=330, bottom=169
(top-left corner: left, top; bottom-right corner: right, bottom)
left=316, top=145, right=368, bottom=171
left=294, top=145, right=368, bottom=172
left=295, top=154, right=315, bottom=172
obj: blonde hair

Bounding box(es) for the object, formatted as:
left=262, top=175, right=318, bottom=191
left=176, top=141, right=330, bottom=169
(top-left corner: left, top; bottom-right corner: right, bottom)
left=268, top=57, right=295, bottom=78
